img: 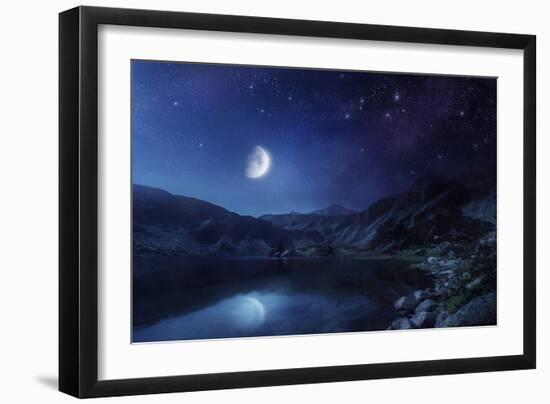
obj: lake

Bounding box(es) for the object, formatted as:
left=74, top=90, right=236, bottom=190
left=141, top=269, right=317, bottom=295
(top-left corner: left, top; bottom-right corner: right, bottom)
left=132, top=256, right=432, bottom=342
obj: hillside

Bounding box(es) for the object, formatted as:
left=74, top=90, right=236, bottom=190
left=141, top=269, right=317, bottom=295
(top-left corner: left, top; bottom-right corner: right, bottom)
left=133, top=185, right=294, bottom=256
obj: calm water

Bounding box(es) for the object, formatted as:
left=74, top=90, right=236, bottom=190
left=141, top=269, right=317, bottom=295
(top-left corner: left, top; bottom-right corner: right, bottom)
left=132, top=256, right=432, bottom=342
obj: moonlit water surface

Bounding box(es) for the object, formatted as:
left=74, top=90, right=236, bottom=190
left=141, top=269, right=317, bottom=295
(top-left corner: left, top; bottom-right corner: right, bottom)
left=133, top=257, right=431, bottom=342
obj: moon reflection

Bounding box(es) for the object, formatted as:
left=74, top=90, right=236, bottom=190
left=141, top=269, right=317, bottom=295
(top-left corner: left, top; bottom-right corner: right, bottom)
left=231, top=296, right=266, bottom=329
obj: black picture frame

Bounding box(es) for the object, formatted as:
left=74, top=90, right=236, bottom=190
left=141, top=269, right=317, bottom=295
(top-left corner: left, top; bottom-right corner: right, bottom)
left=59, top=6, right=536, bottom=398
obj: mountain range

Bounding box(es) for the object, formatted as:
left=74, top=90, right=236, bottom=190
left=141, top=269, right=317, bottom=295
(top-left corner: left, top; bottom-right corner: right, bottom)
left=133, top=172, right=496, bottom=257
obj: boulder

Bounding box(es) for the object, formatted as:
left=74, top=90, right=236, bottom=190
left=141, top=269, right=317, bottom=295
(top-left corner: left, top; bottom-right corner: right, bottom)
left=436, top=270, right=454, bottom=278
left=439, top=259, right=462, bottom=270
left=466, top=275, right=486, bottom=291
left=391, top=318, right=413, bottom=330
left=435, top=311, right=450, bottom=327
left=394, top=295, right=416, bottom=311
left=443, top=292, right=496, bottom=327
left=413, top=289, right=429, bottom=303
left=427, top=256, right=438, bottom=265
left=410, top=311, right=437, bottom=328
left=415, top=299, right=437, bottom=315
left=434, top=284, right=449, bottom=297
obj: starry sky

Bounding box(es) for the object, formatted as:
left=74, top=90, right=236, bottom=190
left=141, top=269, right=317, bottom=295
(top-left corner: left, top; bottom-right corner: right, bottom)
left=132, top=60, right=496, bottom=217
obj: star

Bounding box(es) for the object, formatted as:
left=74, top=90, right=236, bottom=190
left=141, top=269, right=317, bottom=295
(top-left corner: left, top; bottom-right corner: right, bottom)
left=459, top=111, right=465, bottom=116
left=385, top=112, right=391, bottom=119
left=393, top=92, right=401, bottom=101
left=437, top=154, right=443, bottom=160
left=345, top=113, right=351, bottom=120
left=173, top=101, right=179, bottom=107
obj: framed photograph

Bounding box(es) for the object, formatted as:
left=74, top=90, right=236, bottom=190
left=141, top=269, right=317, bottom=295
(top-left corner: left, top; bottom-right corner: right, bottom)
left=59, top=6, right=536, bottom=398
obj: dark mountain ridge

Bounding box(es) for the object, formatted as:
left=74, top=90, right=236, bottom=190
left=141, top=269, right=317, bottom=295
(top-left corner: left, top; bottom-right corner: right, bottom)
left=133, top=171, right=495, bottom=256
left=260, top=172, right=495, bottom=252
left=311, top=205, right=356, bottom=216
left=133, top=185, right=294, bottom=256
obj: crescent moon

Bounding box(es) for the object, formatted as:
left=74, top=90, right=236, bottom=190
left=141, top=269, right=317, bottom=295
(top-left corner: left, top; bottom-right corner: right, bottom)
left=245, top=146, right=271, bottom=178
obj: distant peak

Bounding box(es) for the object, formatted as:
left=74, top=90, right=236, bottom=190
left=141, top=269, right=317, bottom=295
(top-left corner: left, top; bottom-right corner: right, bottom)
left=311, top=205, right=356, bottom=216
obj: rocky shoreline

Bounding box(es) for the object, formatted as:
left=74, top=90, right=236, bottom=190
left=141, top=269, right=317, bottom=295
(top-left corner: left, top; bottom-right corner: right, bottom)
left=387, top=232, right=497, bottom=330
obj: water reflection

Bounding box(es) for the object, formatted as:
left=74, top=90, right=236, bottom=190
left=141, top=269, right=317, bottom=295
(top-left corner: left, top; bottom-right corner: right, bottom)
left=133, top=256, right=432, bottom=342
left=135, top=293, right=272, bottom=342
left=232, top=296, right=266, bottom=329
left=134, top=290, right=379, bottom=342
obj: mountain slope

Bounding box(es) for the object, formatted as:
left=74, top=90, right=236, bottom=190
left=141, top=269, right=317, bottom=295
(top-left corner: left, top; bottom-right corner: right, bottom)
left=311, top=205, right=356, bottom=216
left=133, top=185, right=294, bottom=256
left=261, top=174, right=496, bottom=252
left=134, top=171, right=496, bottom=257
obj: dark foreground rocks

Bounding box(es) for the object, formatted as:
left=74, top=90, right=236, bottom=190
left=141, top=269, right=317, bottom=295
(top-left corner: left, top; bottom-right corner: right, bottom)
left=440, top=292, right=496, bottom=327
left=389, top=290, right=496, bottom=330
left=387, top=233, right=496, bottom=330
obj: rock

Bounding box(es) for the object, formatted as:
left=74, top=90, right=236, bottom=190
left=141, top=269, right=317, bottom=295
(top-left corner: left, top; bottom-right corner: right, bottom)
left=394, top=295, right=416, bottom=311
left=439, top=259, right=461, bottom=270
left=435, top=311, right=450, bottom=327
left=415, top=299, right=437, bottom=315
left=280, top=249, right=301, bottom=258
left=427, top=256, right=438, bottom=265
left=443, top=276, right=462, bottom=290
left=391, top=317, right=413, bottom=330
left=423, top=288, right=438, bottom=300
left=434, top=284, right=449, bottom=298
left=466, top=275, right=486, bottom=291
left=436, top=270, right=454, bottom=278
left=443, top=292, right=497, bottom=327
left=410, top=311, right=436, bottom=328
left=413, top=289, right=428, bottom=303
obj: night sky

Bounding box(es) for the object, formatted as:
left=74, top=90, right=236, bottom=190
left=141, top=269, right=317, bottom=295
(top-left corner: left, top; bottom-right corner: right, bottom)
left=132, top=60, right=496, bottom=217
